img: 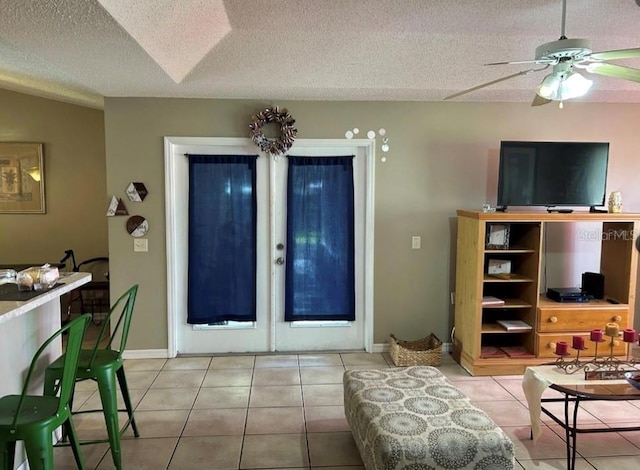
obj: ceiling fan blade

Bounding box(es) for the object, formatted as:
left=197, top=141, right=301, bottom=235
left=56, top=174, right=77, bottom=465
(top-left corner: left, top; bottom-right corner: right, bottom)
left=586, top=63, right=640, bottom=83
left=485, top=59, right=556, bottom=66
left=531, top=94, right=552, bottom=107
left=443, top=69, right=544, bottom=100
left=589, top=48, right=640, bottom=61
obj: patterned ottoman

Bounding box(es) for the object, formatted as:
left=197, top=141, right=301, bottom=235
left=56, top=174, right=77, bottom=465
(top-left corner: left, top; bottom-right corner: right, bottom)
left=343, top=366, right=514, bottom=470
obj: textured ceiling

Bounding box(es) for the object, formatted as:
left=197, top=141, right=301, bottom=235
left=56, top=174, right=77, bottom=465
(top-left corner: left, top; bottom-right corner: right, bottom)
left=0, top=0, right=639, bottom=109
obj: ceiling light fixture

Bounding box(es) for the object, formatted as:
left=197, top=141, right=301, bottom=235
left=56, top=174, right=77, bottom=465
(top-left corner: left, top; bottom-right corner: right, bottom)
left=535, top=62, right=592, bottom=108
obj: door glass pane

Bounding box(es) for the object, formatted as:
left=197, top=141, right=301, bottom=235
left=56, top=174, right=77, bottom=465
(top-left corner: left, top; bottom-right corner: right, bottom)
left=187, top=155, right=258, bottom=324
left=284, top=156, right=355, bottom=321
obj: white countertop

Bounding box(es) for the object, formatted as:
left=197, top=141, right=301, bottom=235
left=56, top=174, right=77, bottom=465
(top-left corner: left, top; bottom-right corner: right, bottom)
left=0, top=272, right=91, bottom=324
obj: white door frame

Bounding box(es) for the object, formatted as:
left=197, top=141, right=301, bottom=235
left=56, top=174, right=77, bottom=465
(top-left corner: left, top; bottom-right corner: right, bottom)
left=164, top=137, right=376, bottom=357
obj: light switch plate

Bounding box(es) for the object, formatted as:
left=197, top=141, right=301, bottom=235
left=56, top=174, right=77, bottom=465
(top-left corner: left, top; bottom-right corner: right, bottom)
left=411, top=236, right=421, bottom=249
left=133, top=238, right=148, bottom=252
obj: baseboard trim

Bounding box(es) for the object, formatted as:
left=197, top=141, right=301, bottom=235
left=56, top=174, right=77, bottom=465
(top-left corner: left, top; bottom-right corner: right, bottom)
left=372, top=342, right=389, bottom=353
left=123, top=344, right=451, bottom=359
left=122, top=349, right=170, bottom=359
left=372, top=342, right=452, bottom=354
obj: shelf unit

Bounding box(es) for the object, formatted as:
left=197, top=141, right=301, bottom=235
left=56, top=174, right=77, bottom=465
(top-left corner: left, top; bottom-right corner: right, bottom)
left=452, top=210, right=640, bottom=376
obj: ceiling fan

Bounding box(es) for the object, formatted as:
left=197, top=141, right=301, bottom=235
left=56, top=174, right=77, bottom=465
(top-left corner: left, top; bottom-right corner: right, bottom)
left=444, top=0, right=640, bottom=107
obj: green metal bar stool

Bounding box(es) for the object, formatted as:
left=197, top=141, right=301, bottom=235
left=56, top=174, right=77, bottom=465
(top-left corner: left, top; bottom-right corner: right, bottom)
left=44, top=284, right=140, bottom=470
left=0, top=313, right=91, bottom=470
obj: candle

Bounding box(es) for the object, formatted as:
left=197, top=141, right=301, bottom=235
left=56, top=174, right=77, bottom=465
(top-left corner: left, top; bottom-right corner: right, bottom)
left=572, top=335, right=585, bottom=350
left=605, top=322, right=619, bottom=338
left=555, top=341, right=569, bottom=355
left=623, top=328, right=636, bottom=343
left=590, top=329, right=603, bottom=342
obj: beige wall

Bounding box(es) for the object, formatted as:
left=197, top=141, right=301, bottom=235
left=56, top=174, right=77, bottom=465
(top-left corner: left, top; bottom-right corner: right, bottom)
left=0, top=88, right=107, bottom=266
left=4, top=89, right=638, bottom=351
left=103, top=98, right=640, bottom=351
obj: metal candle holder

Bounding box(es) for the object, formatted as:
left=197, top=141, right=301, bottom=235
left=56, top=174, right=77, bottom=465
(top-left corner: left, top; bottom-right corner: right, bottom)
left=555, top=329, right=639, bottom=376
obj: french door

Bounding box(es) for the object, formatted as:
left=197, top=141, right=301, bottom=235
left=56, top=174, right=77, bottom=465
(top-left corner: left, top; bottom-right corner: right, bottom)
left=164, top=138, right=375, bottom=355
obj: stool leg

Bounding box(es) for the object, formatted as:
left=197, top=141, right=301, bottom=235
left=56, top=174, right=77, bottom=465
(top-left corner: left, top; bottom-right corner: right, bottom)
left=95, top=369, right=122, bottom=470
left=116, top=366, right=140, bottom=438
left=23, top=428, right=54, bottom=470
left=64, top=417, right=86, bottom=470
left=0, top=441, right=16, bottom=470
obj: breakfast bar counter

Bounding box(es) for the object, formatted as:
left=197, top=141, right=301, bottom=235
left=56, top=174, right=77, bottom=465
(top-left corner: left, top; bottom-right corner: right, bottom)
left=0, top=272, right=91, bottom=466
left=0, top=272, right=90, bottom=322
left=0, top=272, right=91, bottom=385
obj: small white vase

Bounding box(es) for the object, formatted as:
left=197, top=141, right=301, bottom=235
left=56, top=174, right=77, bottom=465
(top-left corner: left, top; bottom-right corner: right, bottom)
left=608, top=191, right=622, bottom=213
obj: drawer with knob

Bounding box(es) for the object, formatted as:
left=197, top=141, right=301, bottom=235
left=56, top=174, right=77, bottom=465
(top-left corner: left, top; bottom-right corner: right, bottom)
left=536, top=333, right=628, bottom=358
left=537, top=308, right=628, bottom=333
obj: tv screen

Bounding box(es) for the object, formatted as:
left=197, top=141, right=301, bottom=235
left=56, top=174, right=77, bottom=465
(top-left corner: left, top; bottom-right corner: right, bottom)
left=497, top=141, right=609, bottom=208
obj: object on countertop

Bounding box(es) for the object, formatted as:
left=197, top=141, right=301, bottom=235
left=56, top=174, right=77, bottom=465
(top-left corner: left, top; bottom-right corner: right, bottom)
left=16, top=264, right=60, bottom=291
left=0, top=269, right=17, bottom=285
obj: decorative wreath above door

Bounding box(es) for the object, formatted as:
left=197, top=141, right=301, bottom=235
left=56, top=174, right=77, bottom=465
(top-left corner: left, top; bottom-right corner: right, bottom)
left=249, top=106, right=297, bottom=156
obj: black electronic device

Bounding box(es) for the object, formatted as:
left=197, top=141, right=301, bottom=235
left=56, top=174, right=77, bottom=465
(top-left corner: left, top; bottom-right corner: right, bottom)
left=497, top=141, right=609, bottom=210
left=547, top=287, right=593, bottom=303
left=582, top=272, right=605, bottom=299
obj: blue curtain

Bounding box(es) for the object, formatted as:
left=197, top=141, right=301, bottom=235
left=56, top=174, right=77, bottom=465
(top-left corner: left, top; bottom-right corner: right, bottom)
left=187, top=155, right=258, bottom=324
left=285, top=156, right=355, bottom=321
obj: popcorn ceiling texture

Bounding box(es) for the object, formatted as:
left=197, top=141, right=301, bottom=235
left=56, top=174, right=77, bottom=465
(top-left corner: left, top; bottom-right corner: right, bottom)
left=0, top=0, right=639, bottom=108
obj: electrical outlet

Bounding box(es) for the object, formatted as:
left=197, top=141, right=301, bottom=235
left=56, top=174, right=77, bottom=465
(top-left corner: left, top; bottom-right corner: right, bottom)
left=133, top=238, right=148, bottom=252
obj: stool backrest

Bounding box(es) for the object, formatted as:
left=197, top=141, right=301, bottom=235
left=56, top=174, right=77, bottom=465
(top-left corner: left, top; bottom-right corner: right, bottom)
left=87, top=284, right=138, bottom=364
left=10, top=313, right=90, bottom=429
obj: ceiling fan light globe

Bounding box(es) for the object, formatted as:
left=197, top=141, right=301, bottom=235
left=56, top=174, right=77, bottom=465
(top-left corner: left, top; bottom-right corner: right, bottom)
left=536, top=84, right=556, bottom=99
left=535, top=70, right=592, bottom=101
left=562, top=72, right=592, bottom=98
left=536, top=74, right=561, bottom=99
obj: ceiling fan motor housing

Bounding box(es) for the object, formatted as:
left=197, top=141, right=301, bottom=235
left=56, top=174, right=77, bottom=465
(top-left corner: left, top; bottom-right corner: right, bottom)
left=535, top=38, right=592, bottom=62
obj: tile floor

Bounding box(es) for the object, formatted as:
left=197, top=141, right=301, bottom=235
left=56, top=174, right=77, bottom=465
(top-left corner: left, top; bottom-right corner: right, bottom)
left=51, top=352, right=640, bottom=469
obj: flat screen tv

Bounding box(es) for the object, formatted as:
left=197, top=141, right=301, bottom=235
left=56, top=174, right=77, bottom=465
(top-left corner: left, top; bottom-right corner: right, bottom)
left=497, top=141, right=609, bottom=210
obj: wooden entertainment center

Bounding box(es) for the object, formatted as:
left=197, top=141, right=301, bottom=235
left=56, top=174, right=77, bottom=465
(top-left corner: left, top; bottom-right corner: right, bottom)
left=453, top=210, right=640, bottom=376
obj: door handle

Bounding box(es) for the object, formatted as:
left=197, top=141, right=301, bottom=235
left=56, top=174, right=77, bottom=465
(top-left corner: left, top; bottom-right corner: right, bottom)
left=275, top=257, right=285, bottom=265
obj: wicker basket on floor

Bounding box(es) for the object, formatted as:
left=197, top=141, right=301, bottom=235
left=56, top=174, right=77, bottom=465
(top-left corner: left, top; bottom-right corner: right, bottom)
left=389, top=333, right=442, bottom=366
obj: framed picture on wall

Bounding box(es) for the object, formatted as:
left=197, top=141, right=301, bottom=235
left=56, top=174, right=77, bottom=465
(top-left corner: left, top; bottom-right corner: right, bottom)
left=0, top=143, right=45, bottom=214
